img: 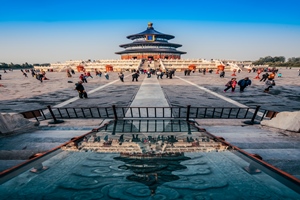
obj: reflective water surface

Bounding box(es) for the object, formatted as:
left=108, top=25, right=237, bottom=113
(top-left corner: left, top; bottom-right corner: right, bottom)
left=0, top=120, right=299, bottom=199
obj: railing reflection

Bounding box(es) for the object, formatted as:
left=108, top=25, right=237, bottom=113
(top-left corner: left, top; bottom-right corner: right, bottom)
left=100, top=120, right=198, bottom=134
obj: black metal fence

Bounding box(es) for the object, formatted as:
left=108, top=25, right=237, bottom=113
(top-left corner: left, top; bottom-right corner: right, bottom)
left=20, top=105, right=278, bottom=123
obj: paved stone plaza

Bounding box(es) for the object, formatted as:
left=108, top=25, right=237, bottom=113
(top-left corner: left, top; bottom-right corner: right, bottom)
left=1, top=68, right=300, bottom=112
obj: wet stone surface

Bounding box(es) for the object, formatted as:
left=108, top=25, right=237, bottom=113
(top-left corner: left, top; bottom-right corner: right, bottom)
left=1, top=151, right=299, bottom=199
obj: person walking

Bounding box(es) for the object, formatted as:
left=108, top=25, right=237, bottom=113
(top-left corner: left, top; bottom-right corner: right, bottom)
left=264, top=78, right=275, bottom=93
left=165, top=70, right=169, bottom=78
left=156, top=70, right=161, bottom=79
left=132, top=72, right=139, bottom=81
left=118, top=72, right=124, bottom=82
left=268, top=72, right=275, bottom=80
left=86, top=71, right=93, bottom=78
left=224, top=78, right=237, bottom=92
left=260, top=72, right=269, bottom=82
left=75, top=81, right=88, bottom=98
left=238, top=77, right=252, bottom=92
left=104, top=72, right=109, bottom=80
left=79, top=74, right=88, bottom=83
left=169, top=70, right=175, bottom=79
left=220, top=70, right=225, bottom=78
left=36, top=73, right=43, bottom=82
left=31, top=69, right=36, bottom=77
left=277, top=72, right=282, bottom=78
left=160, top=71, right=164, bottom=79
left=67, top=69, right=72, bottom=78
left=184, top=69, right=188, bottom=76
left=147, top=71, right=151, bottom=78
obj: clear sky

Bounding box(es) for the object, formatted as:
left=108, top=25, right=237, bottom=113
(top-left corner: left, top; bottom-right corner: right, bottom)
left=1, top=0, right=300, bottom=64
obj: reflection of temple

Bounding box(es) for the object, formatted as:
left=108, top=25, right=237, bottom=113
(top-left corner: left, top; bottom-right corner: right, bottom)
left=114, top=154, right=190, bottom=195
left=64, top=136, right=227, bottom=154
left=115, top=22, right=186, bottom=60
left=62, top=120, right=229, bottom=153
left=62, top=132, right=228, bottom=153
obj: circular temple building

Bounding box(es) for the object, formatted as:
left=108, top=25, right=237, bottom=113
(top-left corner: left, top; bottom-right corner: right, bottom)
left=115, top=22, right=186, bottom=60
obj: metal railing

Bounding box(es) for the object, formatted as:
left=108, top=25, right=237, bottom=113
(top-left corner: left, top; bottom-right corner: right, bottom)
left=20, top=108, right=49, bottom=121
left=20, top=105, right=278, bottom=124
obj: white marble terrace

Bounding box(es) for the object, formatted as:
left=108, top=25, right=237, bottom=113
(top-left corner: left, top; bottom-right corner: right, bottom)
left=33, top=59, right=254, bottom=72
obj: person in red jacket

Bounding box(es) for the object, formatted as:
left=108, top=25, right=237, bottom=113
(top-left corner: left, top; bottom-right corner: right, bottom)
left=86, top=71, right=93, bottom=78
left=224, top=78, right=237, bottom=92
left=79, top=74, right=88, bottom=83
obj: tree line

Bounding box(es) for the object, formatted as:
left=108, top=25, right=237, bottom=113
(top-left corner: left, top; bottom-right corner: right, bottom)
left=252, top=56, right=300, bottom=67
left=0, top=62, right=51, bottom=69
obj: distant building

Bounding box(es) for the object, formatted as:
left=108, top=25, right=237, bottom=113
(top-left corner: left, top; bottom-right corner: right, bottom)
left=115, top=22, right=186, bottom=60
left=33, top=23, right=255, bottom=72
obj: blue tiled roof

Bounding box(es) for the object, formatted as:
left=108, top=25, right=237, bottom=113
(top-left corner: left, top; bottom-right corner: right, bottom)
left=119, top=41, right=182, bottom=48
left=116, top=23, right=186, bottom=55
left=127, top=23, right=175, bottom=40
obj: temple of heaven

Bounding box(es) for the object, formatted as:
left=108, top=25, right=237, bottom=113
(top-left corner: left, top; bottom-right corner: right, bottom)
left=115, top=22, right=186, bottom=60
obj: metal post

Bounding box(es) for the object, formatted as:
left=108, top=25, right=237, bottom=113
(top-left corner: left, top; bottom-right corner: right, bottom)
left=250, top=105, right=261, bottom=124
left=47, top=105, right=57, bottom=122
left=186, top=105, right=191, bottom=121
left=243, top=105, right=261, bottom=125
left=112, top=105, right=118, bottom=121
left=32, top=111, right=39, bottom=122
left=47, top=105, right=64, bottom=124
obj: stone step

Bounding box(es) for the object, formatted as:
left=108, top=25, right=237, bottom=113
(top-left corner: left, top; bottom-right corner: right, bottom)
left=0, top=150, right=40, bottom=160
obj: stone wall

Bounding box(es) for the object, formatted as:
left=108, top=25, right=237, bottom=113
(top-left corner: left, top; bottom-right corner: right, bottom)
left=261, top=111, right=300, bottom=132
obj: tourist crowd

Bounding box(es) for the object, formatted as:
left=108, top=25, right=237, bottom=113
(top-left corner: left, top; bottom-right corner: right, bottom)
left=0, top=65, right=284, bottom=99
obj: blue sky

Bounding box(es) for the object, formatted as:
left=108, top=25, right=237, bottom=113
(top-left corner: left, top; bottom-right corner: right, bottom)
left=0, top=0, right=300, bottom=64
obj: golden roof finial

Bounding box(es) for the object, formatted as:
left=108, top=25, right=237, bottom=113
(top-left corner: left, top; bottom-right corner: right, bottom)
left=148, top=22, right=153, bottom=28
